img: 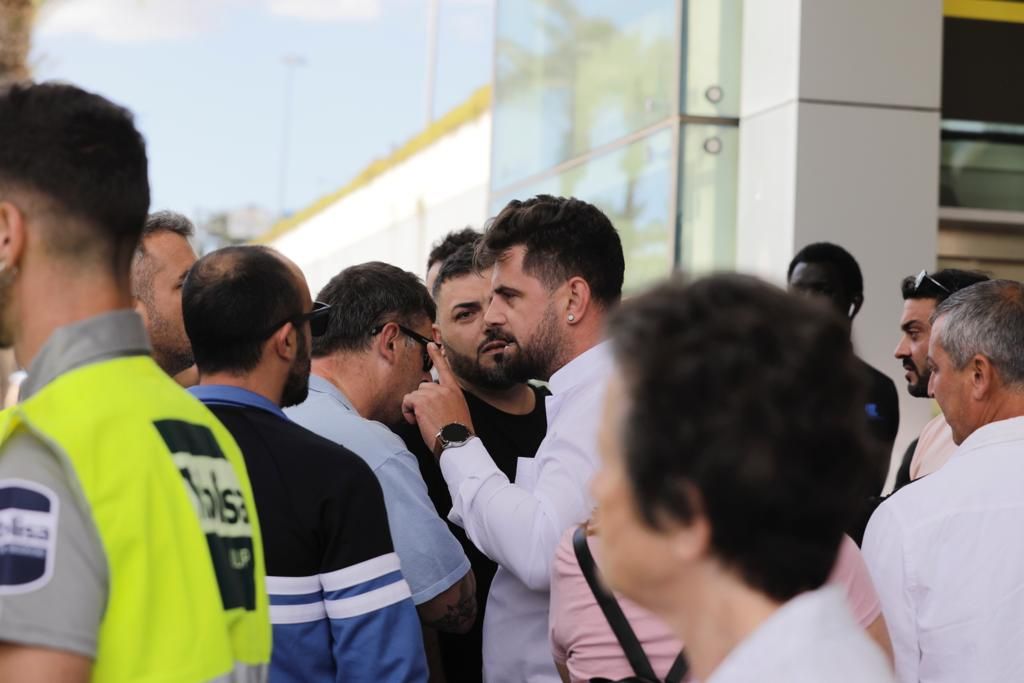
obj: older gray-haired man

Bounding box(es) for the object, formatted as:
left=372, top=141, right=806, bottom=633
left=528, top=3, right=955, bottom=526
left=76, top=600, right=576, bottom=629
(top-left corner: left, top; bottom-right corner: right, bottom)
left=863, top=279, right=1024, bottom=683
left=131, top=211, right=198, bottom=385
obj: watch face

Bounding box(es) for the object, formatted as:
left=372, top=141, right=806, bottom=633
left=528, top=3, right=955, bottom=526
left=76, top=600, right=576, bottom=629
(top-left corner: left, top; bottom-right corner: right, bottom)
left=440, top=423, right=472, bottom=444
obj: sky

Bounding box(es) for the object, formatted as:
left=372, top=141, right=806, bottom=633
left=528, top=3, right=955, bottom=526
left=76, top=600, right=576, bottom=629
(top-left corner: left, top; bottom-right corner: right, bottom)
left=31, top=0, right=494, bottom=222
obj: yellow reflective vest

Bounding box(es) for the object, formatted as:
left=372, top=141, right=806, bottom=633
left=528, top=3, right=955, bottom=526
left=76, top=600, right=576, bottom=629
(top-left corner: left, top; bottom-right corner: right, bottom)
left=0, top=355, right=271, bottom=681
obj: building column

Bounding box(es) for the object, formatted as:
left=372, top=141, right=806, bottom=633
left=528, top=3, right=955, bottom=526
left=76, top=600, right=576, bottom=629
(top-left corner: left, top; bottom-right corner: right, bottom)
left=735, top=0, right=944, bottom=485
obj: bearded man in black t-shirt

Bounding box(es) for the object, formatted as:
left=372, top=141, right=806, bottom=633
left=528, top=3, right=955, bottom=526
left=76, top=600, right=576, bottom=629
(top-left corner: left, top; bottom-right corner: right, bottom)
left=398, top=241, right=549, bottom=682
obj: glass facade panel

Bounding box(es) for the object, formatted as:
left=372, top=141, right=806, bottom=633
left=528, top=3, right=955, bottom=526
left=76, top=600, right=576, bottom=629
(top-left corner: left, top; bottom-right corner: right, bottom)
left=492, top=127, right=675, bottom=292
left=677, top=124, right=739, bottom=273
left=492, top=0, right=677, bottom=190
left=432, top=0, right=496, bottom=118
left=941, top=122, right=1024, bottom=212
left=680, top=0, right=743, bottom=117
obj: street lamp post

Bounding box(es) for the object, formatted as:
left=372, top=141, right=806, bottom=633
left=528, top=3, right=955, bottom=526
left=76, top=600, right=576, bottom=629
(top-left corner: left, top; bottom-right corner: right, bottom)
left=424, top=0, right=439, bottom=126
left=278, top=53, right=306, bottom=218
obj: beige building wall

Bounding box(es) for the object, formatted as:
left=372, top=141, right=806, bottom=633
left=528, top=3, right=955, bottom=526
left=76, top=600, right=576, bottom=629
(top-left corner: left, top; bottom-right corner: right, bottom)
left=736, top=0, right=945, bottom=490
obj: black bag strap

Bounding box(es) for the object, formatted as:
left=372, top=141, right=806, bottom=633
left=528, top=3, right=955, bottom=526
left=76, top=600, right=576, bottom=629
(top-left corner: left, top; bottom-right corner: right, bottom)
left=665, top=653, right=689, bottom=683
left=573, top=525, right=661, bottom=681
left=572, top=525, right=690, bottom=683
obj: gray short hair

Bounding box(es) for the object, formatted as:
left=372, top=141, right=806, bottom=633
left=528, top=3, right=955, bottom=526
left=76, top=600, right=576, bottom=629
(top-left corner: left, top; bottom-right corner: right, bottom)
left=932, top=279, right=1024, bottom=386
left=142, top=210, right=194, bottom=241
left=131, top=211, right=195, bottom=300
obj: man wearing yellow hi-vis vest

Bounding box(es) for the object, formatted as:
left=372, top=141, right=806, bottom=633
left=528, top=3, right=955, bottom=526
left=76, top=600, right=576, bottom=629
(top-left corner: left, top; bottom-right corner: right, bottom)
left=0, top=82, right=271, bottom=681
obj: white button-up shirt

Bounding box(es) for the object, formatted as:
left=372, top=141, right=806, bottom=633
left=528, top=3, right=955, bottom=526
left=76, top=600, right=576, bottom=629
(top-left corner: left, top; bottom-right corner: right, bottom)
left=440, top=342, right=612, bottom=683
left=708, top=586, right=894, bottom=683
left=863, top=415, right=1024, bottom=683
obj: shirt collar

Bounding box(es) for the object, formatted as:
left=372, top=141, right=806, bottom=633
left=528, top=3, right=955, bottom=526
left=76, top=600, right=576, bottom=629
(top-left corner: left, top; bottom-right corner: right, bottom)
left=957, top=415, right=1024, bottom=455
left=308, top=373, right=357, bottom=413
left=548, top=341, right=612, bottom=396
left=22, top=310, right=151, bottom=400
left=189, top=384, right=288, bottom=421
left=708, top=586, right=847, bottom=683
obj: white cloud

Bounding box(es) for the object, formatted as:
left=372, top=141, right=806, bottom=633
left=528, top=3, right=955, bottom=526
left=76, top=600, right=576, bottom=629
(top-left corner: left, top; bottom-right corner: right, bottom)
left=36, top=0, right=239, bottom=42
left=265, top=0, right=381, bottom=22
left=36, top=0, right=383, bottom=43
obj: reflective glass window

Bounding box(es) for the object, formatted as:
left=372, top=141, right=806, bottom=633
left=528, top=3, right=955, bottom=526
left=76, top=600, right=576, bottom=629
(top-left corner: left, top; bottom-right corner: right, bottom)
left=680, top=0, right=743, bottom=117
left=492, top=0, right=677, bottom=190
left=677, top=124, right=739, bottom=273
left=941, top=121, right=1024, bottom=212
left=491, top=127, right=675, bottom=292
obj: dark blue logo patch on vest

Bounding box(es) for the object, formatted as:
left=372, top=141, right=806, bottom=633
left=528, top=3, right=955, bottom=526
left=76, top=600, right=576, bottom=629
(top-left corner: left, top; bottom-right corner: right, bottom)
left=154, top=420, right=257, bottom=612
left=0, top=480, right=59, bottom=595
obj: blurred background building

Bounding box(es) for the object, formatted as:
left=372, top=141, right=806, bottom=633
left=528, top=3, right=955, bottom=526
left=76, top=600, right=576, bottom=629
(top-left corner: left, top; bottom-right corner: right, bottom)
left=263, top=0, right=1024, bottom=484
left=3, top=0, right=1023, bottom=479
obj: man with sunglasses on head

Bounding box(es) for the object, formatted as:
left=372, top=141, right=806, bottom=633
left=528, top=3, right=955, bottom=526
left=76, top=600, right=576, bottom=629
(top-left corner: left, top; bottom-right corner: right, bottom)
left=891, top=269, right=989, bottom=486
left=184, top=247, right=428, bottom=682
left=286, top=262, right=476, bottom=653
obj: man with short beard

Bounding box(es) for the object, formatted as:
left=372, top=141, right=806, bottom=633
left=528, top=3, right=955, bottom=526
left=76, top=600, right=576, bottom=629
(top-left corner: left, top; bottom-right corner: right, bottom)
left=403, top=195, right=625, bottom=683
left=131, top=210, right=199, bottom=386
left=892, top=269, right=988, bottom=484
left=184, top=246, right=428, bottom=683
left=432, top=241, right=549, bottom=482
left=406, top=241, right=550, bottom=682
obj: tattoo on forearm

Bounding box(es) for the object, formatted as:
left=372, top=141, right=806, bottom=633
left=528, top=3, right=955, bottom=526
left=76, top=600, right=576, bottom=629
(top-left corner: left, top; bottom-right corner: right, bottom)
left=427, top=587, right=477, bottom=632
left=429, top=594, right=477, bottom=632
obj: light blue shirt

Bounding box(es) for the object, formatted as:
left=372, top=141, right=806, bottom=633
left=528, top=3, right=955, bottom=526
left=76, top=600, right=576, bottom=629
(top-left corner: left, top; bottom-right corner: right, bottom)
left=188, top=384, right=288, bottom=420
left=286, top=374, right=470, bottom=605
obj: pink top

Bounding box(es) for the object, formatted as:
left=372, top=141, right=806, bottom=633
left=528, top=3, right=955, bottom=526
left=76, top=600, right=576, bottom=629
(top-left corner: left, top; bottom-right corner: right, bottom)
left=549, top=531, right=880, bottom=683
left=909, top=413, right=958, bottom=480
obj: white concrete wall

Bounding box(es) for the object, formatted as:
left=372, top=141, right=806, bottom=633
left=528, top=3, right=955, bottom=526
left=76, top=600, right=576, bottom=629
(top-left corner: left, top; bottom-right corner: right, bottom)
left=737, top=0, right=944, bottom=489
left=271, top=113, right=492, bottom=294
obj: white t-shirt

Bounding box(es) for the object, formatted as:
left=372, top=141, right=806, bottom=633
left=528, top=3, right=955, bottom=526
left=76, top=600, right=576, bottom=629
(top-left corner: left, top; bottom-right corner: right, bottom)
left=708, top=586, right=894, bottom=683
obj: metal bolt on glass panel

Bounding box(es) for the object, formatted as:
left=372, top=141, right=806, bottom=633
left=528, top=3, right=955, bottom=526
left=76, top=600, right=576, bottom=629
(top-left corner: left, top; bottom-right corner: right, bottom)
left=490, top=0, right=745, bottom=286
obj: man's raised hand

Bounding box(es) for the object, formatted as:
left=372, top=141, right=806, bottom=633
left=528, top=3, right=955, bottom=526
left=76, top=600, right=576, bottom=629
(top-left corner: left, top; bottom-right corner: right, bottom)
left=402, top=343, right=475, bottom=457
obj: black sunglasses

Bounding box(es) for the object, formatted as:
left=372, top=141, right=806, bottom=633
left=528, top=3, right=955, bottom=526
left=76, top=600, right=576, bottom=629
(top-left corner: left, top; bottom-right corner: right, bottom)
left=371, top=323, right=434, bottom=373
left=259, top=301, right=332, bottom=340
left=913, top=270, right=950, bottom=295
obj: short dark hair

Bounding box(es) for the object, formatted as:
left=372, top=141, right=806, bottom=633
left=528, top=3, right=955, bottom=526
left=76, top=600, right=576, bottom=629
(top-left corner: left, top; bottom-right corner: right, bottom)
left=0, top=82, right=150, bottom=275
left=478, top=195, right=624, bottom=307
left=900, top=268, right=989, bottom=302
left=183, top=246, right=303, bottom=374
left=313, top=261, right=436, bottom=357
left=427, top=227, right=480, bottom=272
left=432, top=241, right=479, bottom=299
left=608, top=274, right=870, bottom=602
left=787, top=242, right=863, bottom=296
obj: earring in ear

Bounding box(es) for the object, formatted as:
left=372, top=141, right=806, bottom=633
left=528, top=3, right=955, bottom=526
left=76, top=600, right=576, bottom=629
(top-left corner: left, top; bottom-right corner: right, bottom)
left=567, top=314, right=576, bottom=323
